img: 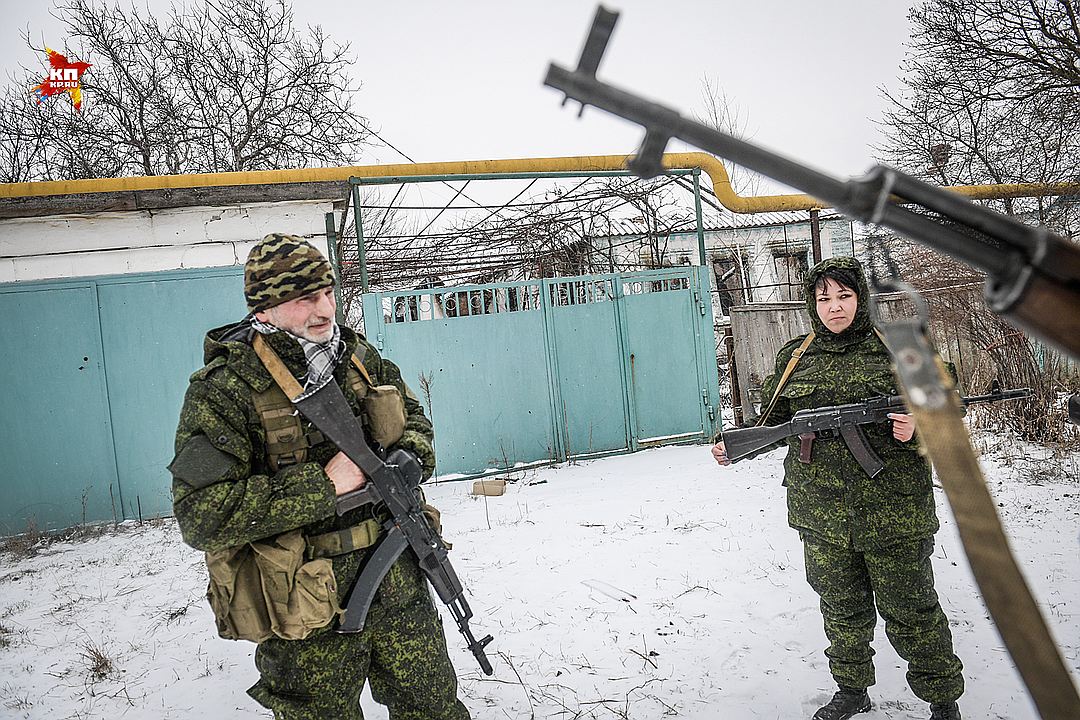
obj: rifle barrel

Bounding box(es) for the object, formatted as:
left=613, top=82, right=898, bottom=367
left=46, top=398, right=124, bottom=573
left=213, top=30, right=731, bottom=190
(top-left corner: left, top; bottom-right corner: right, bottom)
left=545, top=64, right=1019, bottom=280
left=961, top=388, right=1032, bottom=405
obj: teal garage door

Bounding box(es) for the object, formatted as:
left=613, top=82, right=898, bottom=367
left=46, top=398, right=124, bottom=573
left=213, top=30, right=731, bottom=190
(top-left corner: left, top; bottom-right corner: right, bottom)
left=0, top=284, right=120, bottom=533
left=0, top=267, right=245, bottom=533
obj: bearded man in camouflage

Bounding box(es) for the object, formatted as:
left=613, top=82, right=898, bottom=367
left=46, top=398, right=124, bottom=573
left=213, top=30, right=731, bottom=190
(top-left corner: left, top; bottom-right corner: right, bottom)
left=713, top=257, right=964, bottom=720
left=169, top=233, right=471, bottom=720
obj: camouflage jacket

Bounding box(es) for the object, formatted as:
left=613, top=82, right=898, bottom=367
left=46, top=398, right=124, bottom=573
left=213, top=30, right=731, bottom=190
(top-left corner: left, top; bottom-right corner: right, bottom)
left=170, top=322, right=434, bottom=584
left=759, top=257, right=938, bottom=550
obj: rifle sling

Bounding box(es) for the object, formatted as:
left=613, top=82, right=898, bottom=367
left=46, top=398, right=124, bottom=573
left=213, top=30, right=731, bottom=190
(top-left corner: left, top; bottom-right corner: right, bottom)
left=253, top=333, right=374, bottom=401
left=757, top=332, right=815, bottom=426
left=253, top=334, right=304, bottom=400
left=879, top=330, right=1080, bottom=719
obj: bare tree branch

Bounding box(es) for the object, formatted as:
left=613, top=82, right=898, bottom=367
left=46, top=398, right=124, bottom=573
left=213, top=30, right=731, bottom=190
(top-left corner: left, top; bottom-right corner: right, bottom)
left=1, top=0, right=374, bottom=181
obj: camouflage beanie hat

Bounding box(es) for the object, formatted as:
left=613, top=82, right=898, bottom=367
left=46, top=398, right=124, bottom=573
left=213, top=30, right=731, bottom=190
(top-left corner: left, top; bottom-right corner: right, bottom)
left=244, top=233, right=335, bottom=312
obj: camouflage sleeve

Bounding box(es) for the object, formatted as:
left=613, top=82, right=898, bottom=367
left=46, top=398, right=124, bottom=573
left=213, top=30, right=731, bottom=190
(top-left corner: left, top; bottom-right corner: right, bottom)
left=362, top=342, right=437, bottom=480
left=170, top=376, right=336, bottom=552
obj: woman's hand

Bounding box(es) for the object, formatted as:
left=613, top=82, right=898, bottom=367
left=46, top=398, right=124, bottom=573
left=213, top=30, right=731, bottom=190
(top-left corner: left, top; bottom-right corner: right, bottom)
left=887, top=413, right=916, bottom=442
left=711, top=441, right=732, bottom=466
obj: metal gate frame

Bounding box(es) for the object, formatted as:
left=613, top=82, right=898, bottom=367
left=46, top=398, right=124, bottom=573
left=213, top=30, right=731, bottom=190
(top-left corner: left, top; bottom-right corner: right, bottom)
left=346, top=168, right=719, bottom=477
left=341, top=167, right=710, bottom=292
left=543, top=268, right=720, bottom=456
left=361, top=266, right=721, bottom=477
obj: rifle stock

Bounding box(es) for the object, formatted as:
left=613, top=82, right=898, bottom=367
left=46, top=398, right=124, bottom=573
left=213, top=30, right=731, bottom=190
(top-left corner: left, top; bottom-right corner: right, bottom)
left=989, top=270, right=1080, bottom=358
left=721, top=423, right=792, bottom=463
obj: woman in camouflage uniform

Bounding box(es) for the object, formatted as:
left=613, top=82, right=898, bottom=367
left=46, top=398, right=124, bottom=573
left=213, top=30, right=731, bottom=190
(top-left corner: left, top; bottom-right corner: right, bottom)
left=713, top=257, right=963, bottom=720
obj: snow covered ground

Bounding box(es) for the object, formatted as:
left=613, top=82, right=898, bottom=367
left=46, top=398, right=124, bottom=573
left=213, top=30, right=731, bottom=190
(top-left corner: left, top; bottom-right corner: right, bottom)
left=0, top=441, right=1077, bottom=719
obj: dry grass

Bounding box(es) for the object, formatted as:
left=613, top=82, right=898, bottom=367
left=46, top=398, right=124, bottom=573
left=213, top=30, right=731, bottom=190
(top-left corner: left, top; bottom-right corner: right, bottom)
left=79, top=639, right=116, bottom=682
left=0, top=520, right=43, bottom=561
left=872, top=251, right=1080, bottom=450
left=1, top=682, right=32, bottom=711
left=0, top=517, right=172, bottom=562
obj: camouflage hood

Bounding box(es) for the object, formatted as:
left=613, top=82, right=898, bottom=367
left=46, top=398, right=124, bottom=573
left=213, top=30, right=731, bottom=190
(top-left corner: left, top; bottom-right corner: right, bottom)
left=202, top=318, right=264, bottom=369
left=803, top=256, right=874, bottom=347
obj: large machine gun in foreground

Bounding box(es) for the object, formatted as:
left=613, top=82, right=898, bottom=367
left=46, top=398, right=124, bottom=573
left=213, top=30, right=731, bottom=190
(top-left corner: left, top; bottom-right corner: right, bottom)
left=543, top=8, right=1080, bottom=719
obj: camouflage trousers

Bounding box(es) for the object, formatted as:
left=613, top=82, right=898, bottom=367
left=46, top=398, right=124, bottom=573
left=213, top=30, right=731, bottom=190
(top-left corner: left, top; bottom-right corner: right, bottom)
left=248, top=553, right=471, bottom=720
left=801, top=533, right=964, bottom=704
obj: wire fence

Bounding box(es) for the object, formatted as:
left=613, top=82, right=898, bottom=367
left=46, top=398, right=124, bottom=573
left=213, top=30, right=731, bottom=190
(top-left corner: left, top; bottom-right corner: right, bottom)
left=333, top=171, right=851, bottom=324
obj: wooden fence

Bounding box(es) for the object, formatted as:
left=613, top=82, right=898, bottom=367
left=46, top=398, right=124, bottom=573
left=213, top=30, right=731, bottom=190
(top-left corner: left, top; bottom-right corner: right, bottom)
left=726, top=283, right=1075, bottom=420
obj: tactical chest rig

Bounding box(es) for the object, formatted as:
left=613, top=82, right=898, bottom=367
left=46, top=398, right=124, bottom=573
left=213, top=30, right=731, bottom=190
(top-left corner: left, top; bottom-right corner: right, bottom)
left=203, top=339, right=411, bottom=644
left=253, top=348, right=405, bottom=473
left=252, top=339, right=412, bottom=559
left=248, top=335, right=493, bottom=673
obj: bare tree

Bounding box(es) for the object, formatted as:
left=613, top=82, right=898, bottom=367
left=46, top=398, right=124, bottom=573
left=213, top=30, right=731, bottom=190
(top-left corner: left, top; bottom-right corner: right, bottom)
left=343, top=175, right=696, bottom=290
left=601, top=177, right=693, bottom=269
left=875, top=0, right=1080, bottom=440
left=1, top=0, right=373, bottom=181
left=694, top=76, right=764, bottom=199
left=877, top=0, right=1080, bottom=225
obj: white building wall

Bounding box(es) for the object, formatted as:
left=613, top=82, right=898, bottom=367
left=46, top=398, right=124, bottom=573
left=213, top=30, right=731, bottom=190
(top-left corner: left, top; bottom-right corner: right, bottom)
left=0, top=200, right=334, bottom=283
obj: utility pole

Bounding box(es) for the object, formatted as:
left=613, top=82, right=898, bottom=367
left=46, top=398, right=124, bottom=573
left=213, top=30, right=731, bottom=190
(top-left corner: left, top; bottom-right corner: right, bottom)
left=810, top=208, right=822, bottom=264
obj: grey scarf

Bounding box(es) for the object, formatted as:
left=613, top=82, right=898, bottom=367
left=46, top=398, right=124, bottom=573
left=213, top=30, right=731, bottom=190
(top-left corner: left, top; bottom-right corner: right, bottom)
left=251, top=317, right=344, bottom=400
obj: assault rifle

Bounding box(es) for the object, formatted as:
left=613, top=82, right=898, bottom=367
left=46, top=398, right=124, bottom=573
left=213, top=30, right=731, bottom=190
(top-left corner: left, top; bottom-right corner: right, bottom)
left=254, top=337, right=494, bottom=675
left=306, top=393, right=494, bottom=675
left=722, top=387, right=1031, bottom=476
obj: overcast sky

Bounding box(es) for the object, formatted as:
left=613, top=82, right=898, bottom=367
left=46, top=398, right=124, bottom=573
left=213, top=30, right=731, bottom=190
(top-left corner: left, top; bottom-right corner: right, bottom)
left=0, top=0, right=917, bottom=193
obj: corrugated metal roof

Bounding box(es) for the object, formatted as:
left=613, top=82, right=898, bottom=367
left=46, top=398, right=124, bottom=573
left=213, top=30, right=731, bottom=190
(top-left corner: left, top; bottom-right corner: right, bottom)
left=593, top=211, right=850, bottom=239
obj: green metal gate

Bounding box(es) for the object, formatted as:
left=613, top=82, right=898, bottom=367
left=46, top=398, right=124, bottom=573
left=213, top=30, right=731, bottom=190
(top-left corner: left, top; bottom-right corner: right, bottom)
left=361, top=266, right=720, bottom=476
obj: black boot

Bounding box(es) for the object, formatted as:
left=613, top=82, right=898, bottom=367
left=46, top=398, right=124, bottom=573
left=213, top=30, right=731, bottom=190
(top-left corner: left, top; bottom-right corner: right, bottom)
left=929, top=701, right=961, bottom=719
left=813, top=686, right=872, bottom=720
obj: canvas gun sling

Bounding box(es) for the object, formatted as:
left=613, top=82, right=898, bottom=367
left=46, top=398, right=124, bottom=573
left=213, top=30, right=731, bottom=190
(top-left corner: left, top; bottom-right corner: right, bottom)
left=755, top=332, right=815, bottom=427
left=875, top=325, right=1080, bottom=720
